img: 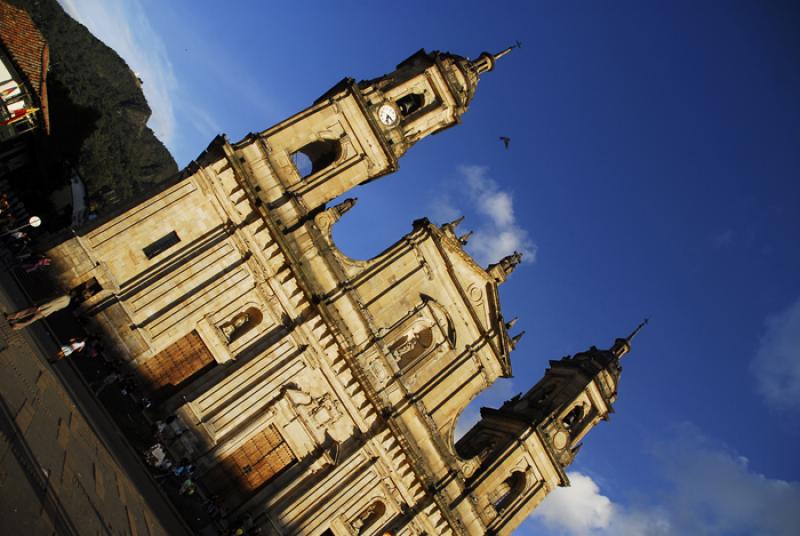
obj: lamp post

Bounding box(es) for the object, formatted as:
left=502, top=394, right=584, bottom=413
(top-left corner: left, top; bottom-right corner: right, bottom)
left=1, top=215, right=42, bottom=237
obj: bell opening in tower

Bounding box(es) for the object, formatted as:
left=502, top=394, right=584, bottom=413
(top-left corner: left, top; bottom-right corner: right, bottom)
left=396, top=92, right=425, bottom=116
left=291, top=138, right=342, bottom=178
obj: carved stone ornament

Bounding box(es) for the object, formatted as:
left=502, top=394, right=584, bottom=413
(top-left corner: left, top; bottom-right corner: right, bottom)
left=553, top=430, right=568, bottom=450
left=468, top=283, right=483, bottom=303
left=461, top=459, right=480, bottom=478
left=392, top=319, right=435, bottom=360
left=369, top=358, right=390, bottom=387
left=309, top=393, right=342, bottom=427
left=284, top=385, right=313, bottom=407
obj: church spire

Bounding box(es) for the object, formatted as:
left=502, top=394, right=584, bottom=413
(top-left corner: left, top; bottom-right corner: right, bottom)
left=510, top=330, right=526, bottom=349
left=611, top=318, right=649, bottom=358
left=470, top=41, right=521, bottom=74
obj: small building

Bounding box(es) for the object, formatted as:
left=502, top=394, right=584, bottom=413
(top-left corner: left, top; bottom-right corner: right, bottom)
left=0, top=0, right=49, bottom=177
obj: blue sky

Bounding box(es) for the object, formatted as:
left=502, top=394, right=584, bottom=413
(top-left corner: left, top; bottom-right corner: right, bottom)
left=59, top=1, right=800, bottom=534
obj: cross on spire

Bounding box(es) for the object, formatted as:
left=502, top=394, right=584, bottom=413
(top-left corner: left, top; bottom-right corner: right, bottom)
left=611, top=318, right=649, bottom=358
left=470, top=41, right=521, bottom=74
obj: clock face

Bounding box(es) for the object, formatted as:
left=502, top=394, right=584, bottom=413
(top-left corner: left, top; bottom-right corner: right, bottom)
left=378, top=104, right=397, bottom=126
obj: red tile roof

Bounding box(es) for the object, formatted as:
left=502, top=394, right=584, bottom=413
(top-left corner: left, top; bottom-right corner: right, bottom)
left=0, top=0, right=49, bottom=132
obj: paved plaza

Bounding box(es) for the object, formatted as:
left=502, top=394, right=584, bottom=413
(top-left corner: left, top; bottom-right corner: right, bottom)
left=0, top=269, right=191, bottom=535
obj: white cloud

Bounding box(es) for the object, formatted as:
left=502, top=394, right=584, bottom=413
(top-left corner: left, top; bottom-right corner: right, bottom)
left=178, top=98, right=221, bottom=141
left=463, top=165, right=515, bottom=227
left=436, top=165, right=536, bottom=266
left=653, top=424, right=800, bottom=536
left=530, top=472, right=669, bottom=536
left=752, top=296, right=800, bottom=410
left=532, top=472, right=615, bottom=534
left=58, top=0, right=177, bottom=146
left=470, top=227, right=533, bottom=269
left=525, top=425, right=800, bottom=536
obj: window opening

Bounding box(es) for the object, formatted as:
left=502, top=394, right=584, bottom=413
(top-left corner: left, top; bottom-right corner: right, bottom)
left=291, top=151, right=313, bottom=178
left=290, top=139, right=341, bottom=179
left=397, top=93, right=425, bottom=116
left=493, top=471, right=525, bottom=513
left=562, top=404, right=585, bottom=429
left=143, top=231, right=180, bottom=259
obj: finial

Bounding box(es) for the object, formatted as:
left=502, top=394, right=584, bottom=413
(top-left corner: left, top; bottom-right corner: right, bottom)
left=487, top=251, right=523, bottom=283
left=458, top=231, right=473, bottom=245
left=332, top=197, right=358, bottom=217
left=505, top=317, right=518, bottom=330
left=442, top=215, right=464, bottom=232
left=611, top=318, right=649, bottom=358
left=471, top=41, right=520, bottom=74
left=318, top=197, right=358, bottom=228
left=626, top=318, right=649, bottom=343
left=500, top=251, right=523, bottom=272
left=511, top=330, right=526, bottom=349
left=494, top=40, right=521, bottom=62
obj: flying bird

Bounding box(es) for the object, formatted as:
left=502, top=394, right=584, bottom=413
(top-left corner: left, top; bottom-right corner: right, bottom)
left=499, top=136, right=511, bottom=149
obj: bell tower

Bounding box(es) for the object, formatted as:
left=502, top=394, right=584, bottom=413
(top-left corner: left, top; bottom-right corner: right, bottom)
left=351, top=45, right=516, bottom=160
left=237, top=46, right=515, bottom=212
left=455, top=321, right=647, bottom=536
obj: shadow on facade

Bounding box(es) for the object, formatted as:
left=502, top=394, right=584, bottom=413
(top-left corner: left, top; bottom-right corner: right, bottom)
left=84, top=224, right=230, bottom=318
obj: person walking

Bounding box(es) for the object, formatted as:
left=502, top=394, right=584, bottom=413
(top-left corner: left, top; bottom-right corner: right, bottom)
left=56, top=338, right=86, bottom=360
left=21, top=256, right=51, bottom=273
left=4, top=293, right=72, bottom=330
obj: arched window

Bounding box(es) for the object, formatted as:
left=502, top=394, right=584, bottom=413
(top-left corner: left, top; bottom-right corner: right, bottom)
left=562, top=404, right=585, bottom=430
left=351, top=500, right=386, bottom=533
left=492, top=471, right=526, bottom=513
left=220, top=307, right=263, bottom=342
left=396, top=93, right=425, bottom=117
left=290, top=139, right=341, bottom=178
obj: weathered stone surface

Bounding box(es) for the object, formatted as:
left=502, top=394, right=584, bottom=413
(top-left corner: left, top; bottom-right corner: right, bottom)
left=44, top=47, right=633, bottom=536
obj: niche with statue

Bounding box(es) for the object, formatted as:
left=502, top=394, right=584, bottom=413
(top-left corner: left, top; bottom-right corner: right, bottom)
left=387, top=295, right=457, bottom=373
left=218, top=306, right=264, bottom=343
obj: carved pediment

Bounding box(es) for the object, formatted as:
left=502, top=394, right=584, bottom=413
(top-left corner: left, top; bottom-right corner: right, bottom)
left=430, top=225, right=513, bottom=377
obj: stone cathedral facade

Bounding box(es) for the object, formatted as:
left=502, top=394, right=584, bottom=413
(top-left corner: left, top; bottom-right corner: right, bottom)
left=44, top=48, right=640, bottom=535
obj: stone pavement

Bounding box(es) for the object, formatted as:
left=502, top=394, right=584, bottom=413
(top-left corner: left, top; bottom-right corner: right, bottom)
left=0, top=268, right=192, bottom=535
